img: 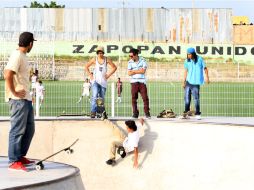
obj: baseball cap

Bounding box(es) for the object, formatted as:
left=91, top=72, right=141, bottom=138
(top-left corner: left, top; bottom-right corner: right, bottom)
left=19, top=32, right=36, bottom=47
left=187, top=47, right=196, bottom=54
left=96, top=46, right=105, bottom=54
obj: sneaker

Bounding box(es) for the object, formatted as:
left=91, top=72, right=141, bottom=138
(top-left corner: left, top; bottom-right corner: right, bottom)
left=132, top=113, right=139, bottom=119
left=196, top=115, right=201, bottom=120
left=106, top=159, right=116, bottom=165
left=91, top=112, right=96, bottom=118
left=145, top=113, right=151, bottom=119
left=20, top=157, right=35, bottom=165
left=9, top=161, right=28, bottom=172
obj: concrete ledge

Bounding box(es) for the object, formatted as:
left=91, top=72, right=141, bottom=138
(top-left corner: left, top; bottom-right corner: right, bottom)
left=1, top=116, right=254, bottom=126
left=0, top=157, right=85, bottom=190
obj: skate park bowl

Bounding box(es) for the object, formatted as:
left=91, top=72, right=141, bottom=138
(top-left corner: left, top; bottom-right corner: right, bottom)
left=1, top=117, right=254, bottom=190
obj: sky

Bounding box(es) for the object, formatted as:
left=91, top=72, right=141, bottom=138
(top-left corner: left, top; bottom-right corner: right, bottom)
left=1, top=0, right=253, bottom=22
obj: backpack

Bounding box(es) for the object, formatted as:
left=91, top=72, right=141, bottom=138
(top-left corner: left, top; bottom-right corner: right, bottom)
left=157, top=108, right=176, bottom=118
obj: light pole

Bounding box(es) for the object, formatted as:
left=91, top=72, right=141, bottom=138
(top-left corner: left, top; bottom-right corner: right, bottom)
left=50, top=26, right=56, bottom=81
left=161, top=7, right=169, bottom=42
left=192, top=0, right=195, bottom=9
left=118, top=0, right=127, bottom=66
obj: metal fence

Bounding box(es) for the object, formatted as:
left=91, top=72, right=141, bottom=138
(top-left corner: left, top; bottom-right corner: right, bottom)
left=1, top=44, right=254, bottom=117
left=1, top=8, right=254, bottom=117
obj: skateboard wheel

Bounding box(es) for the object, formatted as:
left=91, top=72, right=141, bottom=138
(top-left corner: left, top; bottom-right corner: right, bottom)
left=35, top=163, right=44, bottom=171
left=66, top=149, right=74, bottom=154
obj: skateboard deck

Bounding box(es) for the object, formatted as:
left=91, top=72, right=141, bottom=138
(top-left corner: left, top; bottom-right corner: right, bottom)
left=35, top=138, right=79, bottom=171
left=179, top=112, right=190, bottom=119
left=179, top=110, right=197, bottom=119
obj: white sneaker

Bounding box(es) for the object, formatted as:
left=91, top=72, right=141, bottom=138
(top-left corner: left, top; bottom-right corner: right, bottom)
left=195, top=115, right=201, bottom=120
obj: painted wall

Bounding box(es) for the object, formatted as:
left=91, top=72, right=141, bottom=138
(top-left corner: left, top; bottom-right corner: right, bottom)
left=0, top=8, right=232, bottom=43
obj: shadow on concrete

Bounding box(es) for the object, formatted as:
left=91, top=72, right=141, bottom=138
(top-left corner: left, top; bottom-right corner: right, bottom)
left=138, top=120, right=158, bottom=168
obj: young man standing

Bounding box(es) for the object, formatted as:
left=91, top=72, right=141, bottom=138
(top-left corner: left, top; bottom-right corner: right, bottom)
left=181, top=47, right=210, bottom=120
left=85, top=46, right=117, bottom=118
left=4, top=32, right=36, bottom=171
left=36, top=80, right=45, bottom=107
left=30, top=72, right=37, bottom=105
left=31, top=72, right=37, bottom=92
left=116, top=77, right=123, bottom=103
left=128, top=48, right=151, bottom=119
left=77, top=78, right=91, bottom=103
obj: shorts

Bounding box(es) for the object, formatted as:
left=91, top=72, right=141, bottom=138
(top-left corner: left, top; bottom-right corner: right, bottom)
left=38, top=95, right=44, bottom=100
left=32, top=83, right=36, bottom=89
left=82, top=90, right=89, bottom=97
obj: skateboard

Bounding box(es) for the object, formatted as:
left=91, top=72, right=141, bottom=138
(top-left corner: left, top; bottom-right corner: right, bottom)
left=35, top=138, right=79, bottom=171
left=179, top=112, right=190, bottom=119
left=101, top=110, right=108, bottom=120
left=96, top=98, right=108, bottom=120
left=179, top=111, right=195, bottom=119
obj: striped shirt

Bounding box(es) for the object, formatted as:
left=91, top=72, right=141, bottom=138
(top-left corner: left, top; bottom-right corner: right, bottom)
left=127, top=56, right=147, bottom=84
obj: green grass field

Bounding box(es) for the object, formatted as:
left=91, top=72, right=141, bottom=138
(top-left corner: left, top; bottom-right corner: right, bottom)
left=1, top=80, right=254, bottom=117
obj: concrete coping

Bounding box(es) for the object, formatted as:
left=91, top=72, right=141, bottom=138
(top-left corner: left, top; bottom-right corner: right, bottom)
left=1, top=116, right=254, bottom=127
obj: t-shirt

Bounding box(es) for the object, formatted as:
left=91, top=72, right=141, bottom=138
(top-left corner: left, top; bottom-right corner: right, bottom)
left=5, top=50, right=32, bottom=102
left=117, top=81, right=122, bottom=89
left=184, top=56, right=206, bottom=85
left=116, top=81, right=122, bottom=94
left=83, top=82, right=91, bottom=92
left=123, top=126, right=140, bottom=153
left=31, top=75, right=37, bottom=83
left=127, top=56, right=147, bottom=84
left=36, top=83, right=45, bottom=97
left=31, top=75, right=37, bottom=89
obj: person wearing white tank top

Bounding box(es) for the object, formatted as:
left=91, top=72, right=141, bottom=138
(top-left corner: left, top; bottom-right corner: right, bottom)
left=85, top=46, right=117, bottom=118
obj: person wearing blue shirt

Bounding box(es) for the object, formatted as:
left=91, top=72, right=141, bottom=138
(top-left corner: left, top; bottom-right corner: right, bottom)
left=128, top=48, right=151, bottom=119
left=182, top=47, right=210, bottom=120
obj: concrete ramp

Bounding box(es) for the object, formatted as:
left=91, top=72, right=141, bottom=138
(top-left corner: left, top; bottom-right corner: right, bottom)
left=1, top=118, right=254, bottom=190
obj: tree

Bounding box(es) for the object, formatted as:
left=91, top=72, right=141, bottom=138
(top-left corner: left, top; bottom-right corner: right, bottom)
left=23, top=1, right=65, bottom=8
